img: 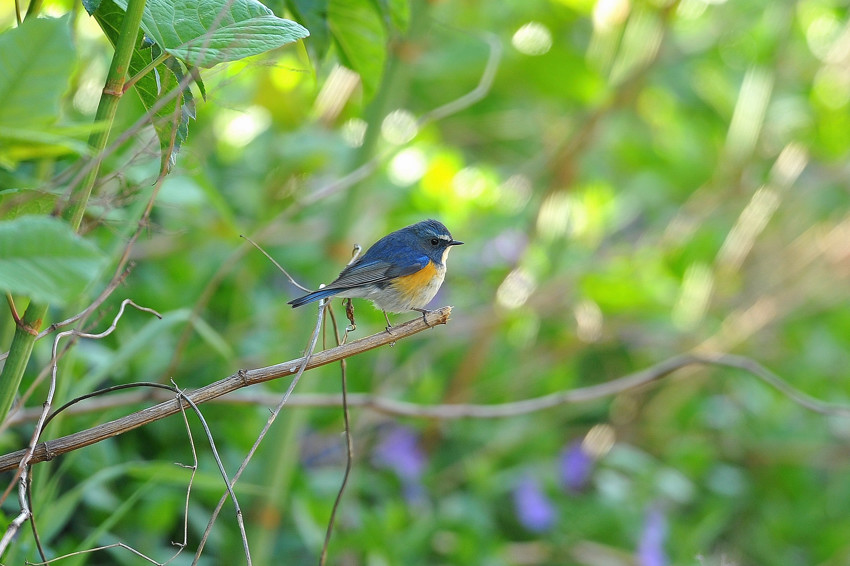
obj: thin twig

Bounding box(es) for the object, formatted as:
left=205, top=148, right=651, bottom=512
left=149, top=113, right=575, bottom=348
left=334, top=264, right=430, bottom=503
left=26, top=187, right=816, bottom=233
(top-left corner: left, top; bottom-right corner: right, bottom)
left=174, top=384, right=252, bottom=565
left=0, top=300, right=162, bottom=556
left=240, top=234, right=311, bottom=292
left=191, top=298, right=329, bottom=564
left=418, top=33, right=502, bottom=125
left=168, top=383, right=197, bottom=560
left=318, top=305, right=355, bottom=565
left=4, top=293, right=35, bottom=335
left=317, top=245, right=362, bottom=564
left=0, top=307, right=452, bottom=473
left=27, top=542, right=165, bottom=565
left=26, top=382, right=247, bottom=565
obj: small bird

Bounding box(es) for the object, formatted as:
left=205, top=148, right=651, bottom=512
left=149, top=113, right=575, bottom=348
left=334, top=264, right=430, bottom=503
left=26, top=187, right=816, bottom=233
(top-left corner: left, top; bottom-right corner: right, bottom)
left=288, top=219, right=463, bottom=326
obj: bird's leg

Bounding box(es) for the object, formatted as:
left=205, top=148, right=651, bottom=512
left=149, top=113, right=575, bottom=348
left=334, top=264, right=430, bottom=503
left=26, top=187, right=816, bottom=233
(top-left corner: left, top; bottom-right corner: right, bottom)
left=412, top=308, right=433, bottom=327
left=383, top=310, right=394, bottom=334
left=344, top=298, right=356, bottom=332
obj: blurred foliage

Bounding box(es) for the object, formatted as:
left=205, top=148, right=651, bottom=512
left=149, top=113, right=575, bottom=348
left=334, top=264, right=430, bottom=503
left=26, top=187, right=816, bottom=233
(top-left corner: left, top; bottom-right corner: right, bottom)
left=2, top=0, right=850, bottom=564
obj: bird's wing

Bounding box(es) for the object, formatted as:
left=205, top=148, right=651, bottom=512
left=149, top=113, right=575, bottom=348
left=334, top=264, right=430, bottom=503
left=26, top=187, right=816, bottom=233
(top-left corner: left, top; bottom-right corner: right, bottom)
left=324, top=256, right=429, bottom=289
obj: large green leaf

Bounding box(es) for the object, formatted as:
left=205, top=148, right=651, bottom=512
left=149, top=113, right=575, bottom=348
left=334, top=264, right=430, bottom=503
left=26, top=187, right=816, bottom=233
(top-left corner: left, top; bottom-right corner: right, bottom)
left=113, top=0, right=309, bottom=68
left=0, top=216, right=105, bottom=306
left=328, top=0, right=386, bottom=98
left=0, top=17, right=85, bottom=167
left=0, top=124, right=96, bottom=167
left=0, top=16, right=75, bottom=128
left=93, top=0, right=307, bottom=170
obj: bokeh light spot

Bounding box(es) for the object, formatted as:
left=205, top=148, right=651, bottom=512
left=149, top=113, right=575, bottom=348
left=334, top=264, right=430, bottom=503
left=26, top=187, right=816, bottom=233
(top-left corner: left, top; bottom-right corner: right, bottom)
left=498, top=174, right=533, bottom=213
left=593, top=0, right=630, bottom=32
left=582, top=424, right=615, bottom=459
left=452, top=166, right=488, bottom=200
left=813, top=66, right=850, bottom=109
left=341, top=118, right=367, bottom=147
left=213, top=106, right=271, bottom=148
left=388, top=147, right=427, bottom=186
left=314, top=64, right=359, bottom=122
left=536, top=191, right=571, bottom=240
left=805, top=14, right=841, bottom=61
left=496, top=268, right=536, bottom=309
left=381, top=109, right=419, bottom=145
left=574, top=299, right=603, bottom=342
left=512, top=22, right=553, bottom=56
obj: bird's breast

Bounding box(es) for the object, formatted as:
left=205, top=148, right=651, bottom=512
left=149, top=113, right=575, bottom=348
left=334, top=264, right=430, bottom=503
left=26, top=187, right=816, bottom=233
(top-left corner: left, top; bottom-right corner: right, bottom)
left=386, top=260, right=446, bottom=310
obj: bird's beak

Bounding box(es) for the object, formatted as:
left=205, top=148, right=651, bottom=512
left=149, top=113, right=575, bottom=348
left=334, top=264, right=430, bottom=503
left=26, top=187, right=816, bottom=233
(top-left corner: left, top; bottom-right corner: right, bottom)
left=450, top=240, right=464, bottom=246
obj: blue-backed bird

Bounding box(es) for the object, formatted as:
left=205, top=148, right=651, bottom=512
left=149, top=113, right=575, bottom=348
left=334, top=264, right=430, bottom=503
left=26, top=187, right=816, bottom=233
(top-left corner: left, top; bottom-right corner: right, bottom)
left=288, top=219, right=463, bottom=327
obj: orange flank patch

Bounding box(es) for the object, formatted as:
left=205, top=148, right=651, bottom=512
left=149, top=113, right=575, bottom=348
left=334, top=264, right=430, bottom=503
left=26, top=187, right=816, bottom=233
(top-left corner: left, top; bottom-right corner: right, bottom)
left=392, top=260, right=438, bottom=299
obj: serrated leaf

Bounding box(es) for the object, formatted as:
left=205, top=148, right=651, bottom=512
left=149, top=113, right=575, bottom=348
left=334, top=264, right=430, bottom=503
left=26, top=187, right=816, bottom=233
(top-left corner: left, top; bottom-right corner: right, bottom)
left=94, top=0, right=190, bottom=173
left=0, top=216, right=105, bottom=306
left=328, top=0, right=386, bottom=98
left=82, top=0, right=102, bottom=14
left=186, top=65, right=206, bottom=100
left=113, top=0, right=310, bottom=68
left=0, top=16, right=75, bottom=128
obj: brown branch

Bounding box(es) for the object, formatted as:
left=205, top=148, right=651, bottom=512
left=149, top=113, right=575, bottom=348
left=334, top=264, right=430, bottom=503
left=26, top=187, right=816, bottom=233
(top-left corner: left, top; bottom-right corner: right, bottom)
left=332, top=352, right=850, bottom=419
left=8, top=351, right=846, bottom=424
left=0, top=307, right=451, bottom=473
left=169, top=352, right=844, bottom=420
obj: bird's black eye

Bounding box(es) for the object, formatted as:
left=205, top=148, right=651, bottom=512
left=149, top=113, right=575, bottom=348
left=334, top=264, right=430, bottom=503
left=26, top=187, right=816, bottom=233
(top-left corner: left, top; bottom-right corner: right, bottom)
left=430, top=238, right=440, bottom=246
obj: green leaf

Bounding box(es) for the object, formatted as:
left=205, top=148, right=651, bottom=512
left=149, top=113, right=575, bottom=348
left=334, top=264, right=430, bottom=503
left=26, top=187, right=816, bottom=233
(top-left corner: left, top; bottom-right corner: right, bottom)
left=0, top=216, right=105, bottom=306
left=0, top=189, right=58, bottom=220
left=0, top=17, right=99, bottom=168
left=0, top=124, right=95, bottom=165
left=81, top=0, right=102, bottom=14
left=328, top=0, right=387, bottom=98
left=0, top=16, right=75, bottom=128
left=113, top=0, right=310, bottom=68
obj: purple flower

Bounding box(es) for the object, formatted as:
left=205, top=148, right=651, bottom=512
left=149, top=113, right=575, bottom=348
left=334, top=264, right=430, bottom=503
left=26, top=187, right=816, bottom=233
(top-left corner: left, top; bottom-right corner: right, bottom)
left=372, top=425, right=427, bottom=501
left=513, top=474, right=556, bottom=532
left=637, top=505, right=668, bottom=566
left=560, top=440, right=594, bottom=493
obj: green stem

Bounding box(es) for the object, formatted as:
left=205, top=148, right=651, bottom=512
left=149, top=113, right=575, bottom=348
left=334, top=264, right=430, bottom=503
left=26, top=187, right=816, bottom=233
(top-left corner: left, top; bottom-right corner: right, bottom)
left=0, top=0, right=148, bottom=425
left=123, top=50, right=169, bottom=94
left=24, top=0, right=43, bottom=20
left=67, top=0, right=148, bottom=230
left=0, top=304, right=49, bottom=423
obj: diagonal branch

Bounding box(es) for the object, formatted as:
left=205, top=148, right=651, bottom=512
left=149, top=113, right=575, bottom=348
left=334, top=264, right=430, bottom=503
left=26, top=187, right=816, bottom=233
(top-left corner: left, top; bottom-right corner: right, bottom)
left=0, top=307, right=452, bottom=473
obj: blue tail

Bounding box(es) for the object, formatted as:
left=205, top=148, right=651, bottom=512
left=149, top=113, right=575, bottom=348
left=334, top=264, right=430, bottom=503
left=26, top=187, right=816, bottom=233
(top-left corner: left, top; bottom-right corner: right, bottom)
left=288, top=287, right=341, bottom=308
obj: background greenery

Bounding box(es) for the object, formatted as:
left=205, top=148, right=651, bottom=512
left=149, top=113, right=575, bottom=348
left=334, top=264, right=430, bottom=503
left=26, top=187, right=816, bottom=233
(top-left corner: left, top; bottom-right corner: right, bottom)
left=2, top=0, right=850, bottom=564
